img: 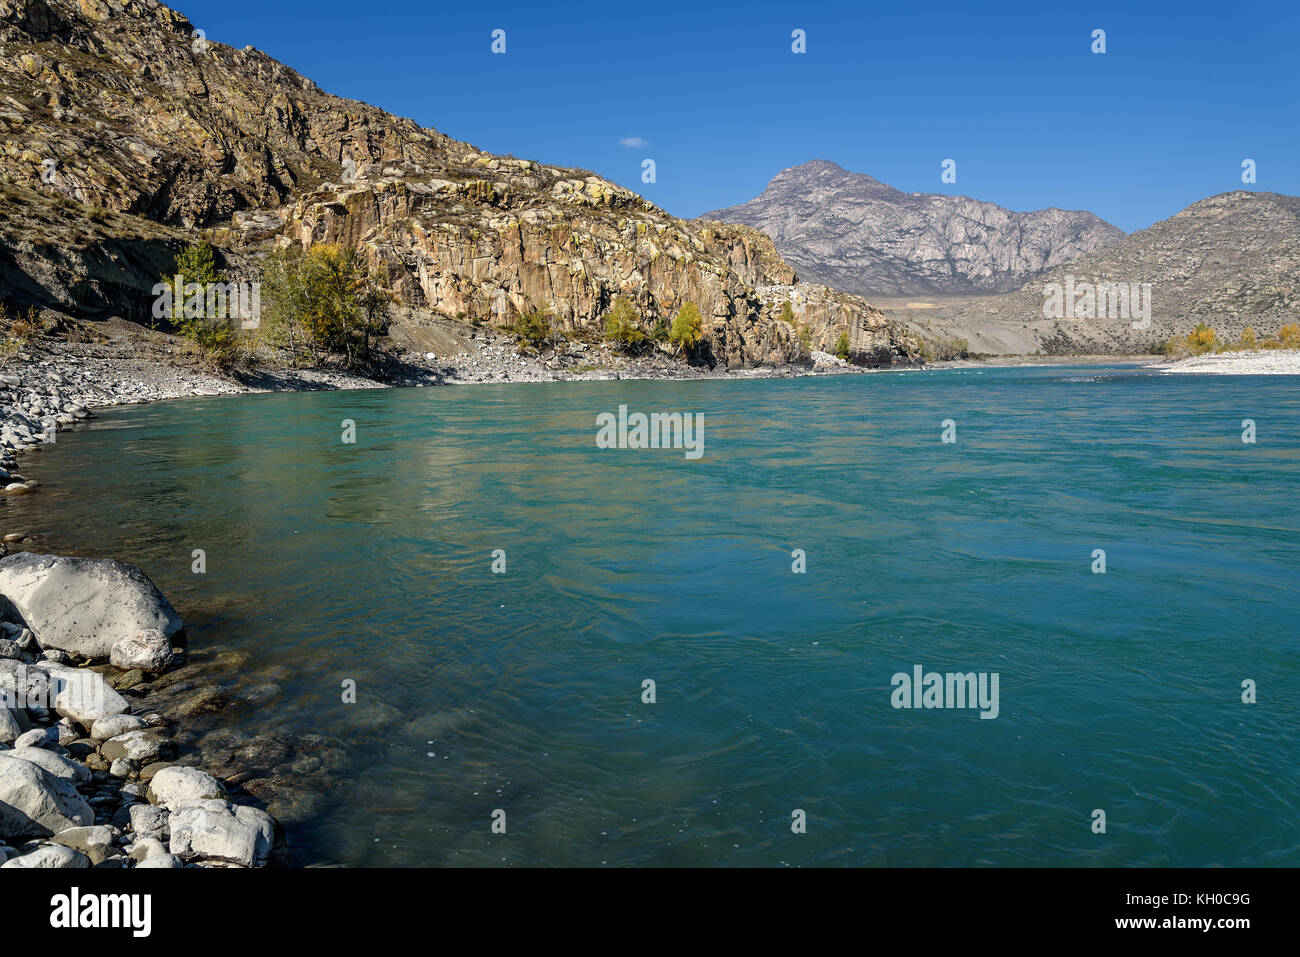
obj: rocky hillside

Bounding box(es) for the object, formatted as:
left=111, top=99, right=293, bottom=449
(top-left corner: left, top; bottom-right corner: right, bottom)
left=705, top=160, right=1125, bottom=297
left=0, top=0, right=920, bottom=367
left=905, top=191, right=1300, bottom=355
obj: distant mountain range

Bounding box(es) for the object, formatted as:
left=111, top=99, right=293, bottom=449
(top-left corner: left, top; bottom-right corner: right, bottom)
left=902, top=190, right=1300, bottom=355
left=704, top=160, right=1126, bottom=297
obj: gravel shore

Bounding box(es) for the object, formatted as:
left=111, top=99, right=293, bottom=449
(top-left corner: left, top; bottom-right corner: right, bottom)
left=1146, top=349, right=1300, bottom=375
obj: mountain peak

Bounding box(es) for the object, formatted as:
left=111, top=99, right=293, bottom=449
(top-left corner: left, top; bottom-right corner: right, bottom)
left=705, top=161, right=1124, bottom=296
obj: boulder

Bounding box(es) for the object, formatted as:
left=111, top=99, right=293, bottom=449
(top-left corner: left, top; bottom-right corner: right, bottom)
left=169, top=799, right=270, bottom=868
left=51, top=825, right=116, bottom=865
left=90, top=714, right=148, bottom=741
left=146, top=765, right=226, bottom=811
left=6, top=746, right=91, bottom=785
left=0, top=753, right=94, bottom=838
left=134, top=853, right=183, bottom=868
left=0, top=844, right=91, bottom=868
left=101, top=729, right=173, bottom=765
left=0, top=707, right=19, bottom=745
left=13, top=726, right=58, bottom=749
left=40, top=664, right=128, bottom=726
left=0, top=553, right=182, bottom=660
left=110, top=629, right=174, bottom=673
left=128, top=803, right=169, bottom=841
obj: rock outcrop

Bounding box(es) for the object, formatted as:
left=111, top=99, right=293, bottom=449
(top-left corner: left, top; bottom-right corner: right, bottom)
left=0, top=0, right=921, bottom=366
left=705, top=159, right=1126, bottom=297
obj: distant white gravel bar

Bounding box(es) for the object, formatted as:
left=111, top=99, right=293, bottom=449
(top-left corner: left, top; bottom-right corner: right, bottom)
left=1148, top=349, right=1300, bottom=375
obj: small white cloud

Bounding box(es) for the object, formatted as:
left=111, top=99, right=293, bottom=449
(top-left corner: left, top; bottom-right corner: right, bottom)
left=619, top=136, right=649, bottom=149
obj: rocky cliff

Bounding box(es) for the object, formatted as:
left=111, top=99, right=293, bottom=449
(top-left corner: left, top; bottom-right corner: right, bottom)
left=0, top=0, right=919, bottom=367
left=706, top=160, right=1126, bottom=297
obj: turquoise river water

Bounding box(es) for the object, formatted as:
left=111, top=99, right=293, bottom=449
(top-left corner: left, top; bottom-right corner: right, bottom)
left=4, top=364, right=1298, bottom=866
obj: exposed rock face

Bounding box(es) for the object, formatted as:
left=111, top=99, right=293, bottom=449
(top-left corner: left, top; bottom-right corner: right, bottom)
left=705, top=160, right=1126, bottom=296
left=904, top=191, right=1300, bottom=355
left=0, top=553, right=183, bottom=660
left=0, top=0, right=921, bottom=366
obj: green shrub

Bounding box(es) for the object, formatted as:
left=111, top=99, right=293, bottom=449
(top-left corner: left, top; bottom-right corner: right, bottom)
left=513, top=306, right=553, bottom=351
left=602, top=295, right=644, bottom=351
left=166, top=240, right=241, bottom=369
left=834, top=330, right=851, bottom=361
left=669, top=301, right=703, bottom=355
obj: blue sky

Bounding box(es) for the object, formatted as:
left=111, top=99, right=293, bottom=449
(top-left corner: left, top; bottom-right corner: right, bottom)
left=177, top=0, right=1298, bottom=233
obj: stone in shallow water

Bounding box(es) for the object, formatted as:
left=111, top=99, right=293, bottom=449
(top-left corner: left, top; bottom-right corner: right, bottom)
left=173, top=685, right=229, bottom=719
left=110, top=629, right=174, bottom=673
left=90, top=713, right=148, bottom=741
left=146, top=765, right=227, bottom=811
left=169, top=799, right=272, bottom=867
left=114, top=669, right=146, bottom=691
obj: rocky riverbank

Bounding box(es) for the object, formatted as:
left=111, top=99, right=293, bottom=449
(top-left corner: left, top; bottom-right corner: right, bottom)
left=0, top=316, right=879, bottom=464
left=0, top=552, right=283, bottom=868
